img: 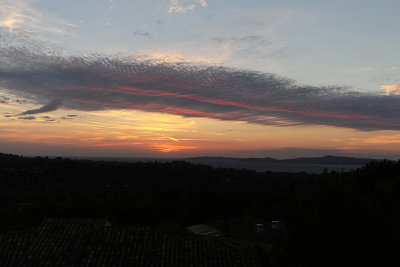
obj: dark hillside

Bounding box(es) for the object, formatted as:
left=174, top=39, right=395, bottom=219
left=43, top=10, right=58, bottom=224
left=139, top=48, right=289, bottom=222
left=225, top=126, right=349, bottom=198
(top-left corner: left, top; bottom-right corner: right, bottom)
left=0, top=153, right=399, bottom=266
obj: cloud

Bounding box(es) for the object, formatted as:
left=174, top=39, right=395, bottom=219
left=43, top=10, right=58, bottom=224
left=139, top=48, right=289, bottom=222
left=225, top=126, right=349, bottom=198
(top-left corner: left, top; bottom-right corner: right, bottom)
left=150, top=143, right=198, bottom=152
left=18, top=116, right=36, bottom=120
left=61, top=115, right=79, bottom=120
left=381, top=85, right=400, bottom=95
left=0, top=96, right=10, bottom=104
left=15, top=99, right=29, bottom=104
left=0, top=95, right=29, bottom=105
left=0, top=0, right=33, bottom=31
left=1, top=29, right=400, bottom=131
left=19, top=99, right=62, bottom=115
left=168, top=0, right=207, bottom=14
left=0, top=0, right=77, bottom=36
left=196, top=0, right=207, bottom=7
left=351, top=134, right=400, bottom=145
left=132, top=31, right=151, bottom=37
left=0, top=11, right=25, bottom=30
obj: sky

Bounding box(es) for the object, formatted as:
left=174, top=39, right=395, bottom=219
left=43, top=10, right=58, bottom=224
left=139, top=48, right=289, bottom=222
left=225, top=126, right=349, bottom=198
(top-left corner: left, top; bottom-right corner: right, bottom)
left=0, top=0, right=400, bottom=159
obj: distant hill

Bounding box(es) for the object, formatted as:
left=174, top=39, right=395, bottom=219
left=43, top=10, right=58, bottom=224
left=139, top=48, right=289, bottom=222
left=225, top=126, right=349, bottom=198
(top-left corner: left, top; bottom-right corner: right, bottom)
left=184, top=155, right=379, bottom=173
left=0, top=152, right=380, bottom=173
left=240, top=155, right=374, bottom=165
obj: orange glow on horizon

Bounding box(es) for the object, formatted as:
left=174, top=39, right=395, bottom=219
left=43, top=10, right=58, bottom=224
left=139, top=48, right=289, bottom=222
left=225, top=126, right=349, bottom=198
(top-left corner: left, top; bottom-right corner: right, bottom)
left=150, top=143, right=199, bottom=153
left=1, top=103, right=400, bottom=158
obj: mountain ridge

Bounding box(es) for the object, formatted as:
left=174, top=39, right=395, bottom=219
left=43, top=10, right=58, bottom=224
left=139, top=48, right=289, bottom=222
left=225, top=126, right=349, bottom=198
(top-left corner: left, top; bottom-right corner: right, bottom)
left=188, top=155, right=376, bottom=166
left=0, top=152, right=385, bottom=173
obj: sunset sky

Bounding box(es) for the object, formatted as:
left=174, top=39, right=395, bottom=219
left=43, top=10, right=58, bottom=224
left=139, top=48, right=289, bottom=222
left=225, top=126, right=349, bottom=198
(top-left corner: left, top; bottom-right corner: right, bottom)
left=1, top=0, right=400, bottom=159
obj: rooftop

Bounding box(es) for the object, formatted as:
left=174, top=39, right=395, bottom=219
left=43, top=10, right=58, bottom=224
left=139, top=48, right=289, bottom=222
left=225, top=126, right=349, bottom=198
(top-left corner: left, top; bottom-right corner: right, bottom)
left=0, top=218, right=257, bottom=267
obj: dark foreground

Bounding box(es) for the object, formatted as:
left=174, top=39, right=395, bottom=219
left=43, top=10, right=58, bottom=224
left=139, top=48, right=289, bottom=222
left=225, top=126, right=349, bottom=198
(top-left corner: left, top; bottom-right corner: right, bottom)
left=0, top=153, right=399, bottom=266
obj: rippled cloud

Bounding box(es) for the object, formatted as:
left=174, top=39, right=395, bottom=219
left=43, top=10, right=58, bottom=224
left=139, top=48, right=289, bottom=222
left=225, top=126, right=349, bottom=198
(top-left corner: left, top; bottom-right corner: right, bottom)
left=1, top=29, right=400, bottom=131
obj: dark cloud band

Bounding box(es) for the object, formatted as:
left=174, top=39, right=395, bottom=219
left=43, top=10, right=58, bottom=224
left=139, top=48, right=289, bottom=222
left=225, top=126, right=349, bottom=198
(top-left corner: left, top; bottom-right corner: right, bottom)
left=1, top=29, right=399, bottom=130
